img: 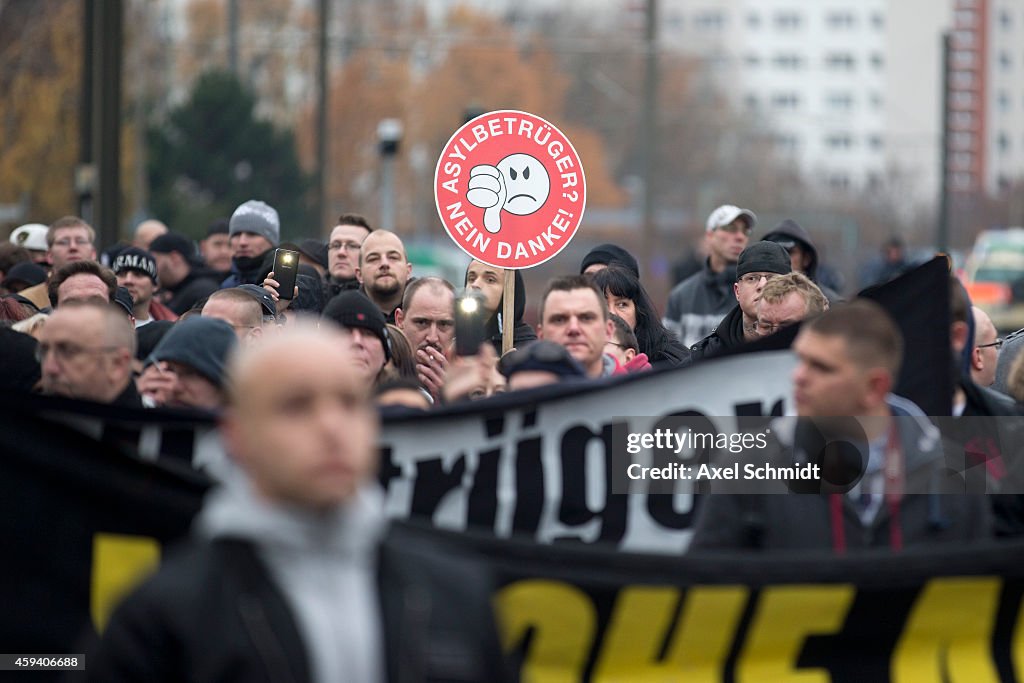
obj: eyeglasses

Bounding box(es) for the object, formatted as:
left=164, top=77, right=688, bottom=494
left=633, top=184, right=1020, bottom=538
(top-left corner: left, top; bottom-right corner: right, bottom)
left=328, top=241, right=361, bottom=252
left=754, top=320, right=794, bottom=335
left=35, top=341, right=121, bottom=364
left=738, top=273, right=779, bottom=286
left=716, top=223, right=752, bottom=236
left=977, top=338, right=1004, bottom=351
left=52, top=238, right=91, bottom=248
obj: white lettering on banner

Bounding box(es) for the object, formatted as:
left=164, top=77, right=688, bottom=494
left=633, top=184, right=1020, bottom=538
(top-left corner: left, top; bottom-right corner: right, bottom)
left=379, top=351, right=795, bottom=554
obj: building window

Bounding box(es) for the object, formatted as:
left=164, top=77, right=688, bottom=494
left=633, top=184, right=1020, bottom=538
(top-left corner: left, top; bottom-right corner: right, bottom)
left=771, top=92, right=800, bottom=109
left=829, top=174, right=851, bottom=190
left=825, top=53, right=856, bottom=70
left=999, top=175, right=1012, bottom=192
left=744, top=53, right=761, bottom=67
left=775, top=12, right=802, bottom=30
left=998, top=132, right=1011, bottom=153
left=825, top=133, right=853, bottom=150
left=951, top=131, right=973, bottom=149
left=871, top=13, right=885, bottom=30
left=773, top=53, right=804, bottom=69
left=744, top=94, right=759, bottom=111
left=747, top=12, right=761, bottom=28
left=952, top=172, right=973, bottom=190
left=951, top=110, right=975, bottom=127
left=870, top=53, right=885, bottom=69
left=867, top=173, right=883, bottom=191
left=952, top=151, right=974, bottom=168
left=950, top=70, right=976, bottom=88
left=826, top=92, right=854, bottom=110
left=951, top=50, right=978, bottom=68
left=999, top=10, right=1012, bottom=29
left=775, top=134, right=799, bottom=153
left=667, top=11, right=684, bottom=29
left=953, top=29, right=975, bottom=47
left=1000, top=50, right=1013, bottom=70
left=951, top=90, right=977, bottom=108
left=870, top=92, right=884, bottom=109
left=868, top=135, right=884, bottom=150
left=998, top=91, right=1011, bottom=111
left=955, top=9, right=978, bottom=26
left=826, top=11, right=855, bottom=29
left=694, top=11, right=725, bottom=30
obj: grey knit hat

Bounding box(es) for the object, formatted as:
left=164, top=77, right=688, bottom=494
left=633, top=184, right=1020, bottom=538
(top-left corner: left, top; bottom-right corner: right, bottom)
left=229, top=200, right=280, bottom=246
left=148, top=316, right=238, bottom=388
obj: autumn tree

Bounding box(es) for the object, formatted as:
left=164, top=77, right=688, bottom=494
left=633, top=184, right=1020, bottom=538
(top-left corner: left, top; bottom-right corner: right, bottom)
left=147, top=70, right=312, bottom=238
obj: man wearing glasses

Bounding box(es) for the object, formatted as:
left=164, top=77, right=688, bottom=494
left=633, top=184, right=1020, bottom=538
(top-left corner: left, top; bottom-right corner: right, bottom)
left=970, top=306, right=1000, bottom=388
left=689, top=240, right=792, bottom=362
left=36, top=300, right=141, bottom=407
left=18, top=216, right=98, bottom=310
left=664, top=204, right=756, bottom=348
left=326, top=213, right=373, bottom=298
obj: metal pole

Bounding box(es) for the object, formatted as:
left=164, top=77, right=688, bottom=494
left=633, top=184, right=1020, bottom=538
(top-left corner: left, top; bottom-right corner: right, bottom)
left=937, top=32, right=951, bottom=253
left=78, top=0, right=94, bottom=223
left=317, top=0, right=329, bottom=231
left=640, top=0, right=659, bottom=277
left=380, top=156, right=395, bottom=230
left=228, top=0, right=239, bottom=75
left=93, top=0, right=122, bottom=249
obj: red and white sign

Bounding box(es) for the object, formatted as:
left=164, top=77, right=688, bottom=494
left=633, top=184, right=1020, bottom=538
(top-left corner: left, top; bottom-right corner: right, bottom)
left=434, top=110, right=586, bottom=270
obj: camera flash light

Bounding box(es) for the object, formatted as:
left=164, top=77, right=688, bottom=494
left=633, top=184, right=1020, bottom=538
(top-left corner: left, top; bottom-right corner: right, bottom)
left=459, top=297, right=479, bottom=314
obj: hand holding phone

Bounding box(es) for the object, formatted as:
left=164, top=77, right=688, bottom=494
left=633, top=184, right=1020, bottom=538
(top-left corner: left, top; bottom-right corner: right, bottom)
left=271, top=248, right=300, bottom=300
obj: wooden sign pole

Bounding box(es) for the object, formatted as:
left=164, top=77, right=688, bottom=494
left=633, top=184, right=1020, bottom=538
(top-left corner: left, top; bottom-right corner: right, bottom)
left=502, top=270, right=515, bottom=355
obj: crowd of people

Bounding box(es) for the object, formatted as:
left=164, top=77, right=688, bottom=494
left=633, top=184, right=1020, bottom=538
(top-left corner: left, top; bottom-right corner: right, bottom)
left=2, top=200, right=1023, bottom=680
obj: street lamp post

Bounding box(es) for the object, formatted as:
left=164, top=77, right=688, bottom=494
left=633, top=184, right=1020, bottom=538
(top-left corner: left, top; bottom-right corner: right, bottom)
left=377, top=119, right=403, bottom=230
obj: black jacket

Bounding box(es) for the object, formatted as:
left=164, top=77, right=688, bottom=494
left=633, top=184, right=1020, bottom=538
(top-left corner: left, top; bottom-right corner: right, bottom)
left=164, top=268, right=221, bottom=315
left=688, top=303, right=746, bottom=362
left=84, top=524, right=510, bottom=683
left=663, top=261, right=737, bottom=348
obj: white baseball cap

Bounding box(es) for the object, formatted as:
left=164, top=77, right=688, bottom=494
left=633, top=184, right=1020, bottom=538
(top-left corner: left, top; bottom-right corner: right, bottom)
left=9, top=223, right=49, bottom=251
left=706, top=205, right=757, bottom=233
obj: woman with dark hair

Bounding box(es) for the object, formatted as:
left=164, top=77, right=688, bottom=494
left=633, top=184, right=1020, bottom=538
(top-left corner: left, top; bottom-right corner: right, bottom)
left=464, top=260, right=536, bottom=352
left=589, top=266, right=690, bottom=365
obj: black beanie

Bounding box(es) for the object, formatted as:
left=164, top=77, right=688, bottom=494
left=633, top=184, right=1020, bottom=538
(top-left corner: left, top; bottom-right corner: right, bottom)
left=580, top=243, right=640, bottom=279
left=736, top=241, right=792, bottom=278
left=112, top=246, right=158, bottom=283
left=322, top=291, right=392, bottom=362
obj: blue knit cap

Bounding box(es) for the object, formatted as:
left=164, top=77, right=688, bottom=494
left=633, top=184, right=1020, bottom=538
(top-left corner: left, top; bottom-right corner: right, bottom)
left=148, top=317, right=238, bottom=388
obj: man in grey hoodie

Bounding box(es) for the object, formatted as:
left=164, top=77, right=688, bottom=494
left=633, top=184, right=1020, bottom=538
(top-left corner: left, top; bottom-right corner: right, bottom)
left=89, top=323, right=509, bottom=682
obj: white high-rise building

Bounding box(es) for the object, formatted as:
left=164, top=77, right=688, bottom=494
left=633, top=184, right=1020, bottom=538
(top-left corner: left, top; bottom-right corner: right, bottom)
left=659, top=0, right=953, bottom=208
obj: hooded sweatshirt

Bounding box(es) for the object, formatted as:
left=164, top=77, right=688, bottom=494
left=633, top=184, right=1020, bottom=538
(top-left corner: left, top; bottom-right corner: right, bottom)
left=663, top=262, right=738, bottom=348
left=198, top=475, right=387, bottom=683
left=688, top=303, right=747, bottom=362
left=762, top=220, right=842, bottom=303
left=465, top=266, right=537, bottom=352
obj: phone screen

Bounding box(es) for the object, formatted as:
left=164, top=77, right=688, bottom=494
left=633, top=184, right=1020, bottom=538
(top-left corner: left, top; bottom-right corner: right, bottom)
left=454, top=291, right=488, bottom=356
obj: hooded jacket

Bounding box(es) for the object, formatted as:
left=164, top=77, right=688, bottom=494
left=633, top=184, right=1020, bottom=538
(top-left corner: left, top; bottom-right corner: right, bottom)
left=465, top=267, right=537, bottom=352
left=762, top=220, right=842, bottom=303
left=690, top=396, right=992, bottom=552
left=163, top=266, right=222, bottom=315
left=88, top=476, right=511, bottom=683
left=663, top=261, right=737, bottom=348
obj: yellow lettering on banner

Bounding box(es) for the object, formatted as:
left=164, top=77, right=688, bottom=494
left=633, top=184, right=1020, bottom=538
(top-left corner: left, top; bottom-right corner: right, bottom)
left=495, top=580, right=596, bottom=683
left=737, top=584, right=855, bottom=683
left=892, top=577, right=1001, bottom=683
left=592, top=585, right=747, bottom=682
left=90, top=533, right=160, bottom=633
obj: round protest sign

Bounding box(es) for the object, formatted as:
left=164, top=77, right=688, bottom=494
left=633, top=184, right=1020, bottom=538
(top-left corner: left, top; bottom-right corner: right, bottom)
left=434, top=110, right=586, bottom=270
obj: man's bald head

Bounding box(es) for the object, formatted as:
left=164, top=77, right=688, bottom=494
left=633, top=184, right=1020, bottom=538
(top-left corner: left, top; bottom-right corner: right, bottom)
left=971, top=306, right=999, bottom=387
left=133, top=220, right=169, bottom=249
left=222, top=323, right=378, bottom=510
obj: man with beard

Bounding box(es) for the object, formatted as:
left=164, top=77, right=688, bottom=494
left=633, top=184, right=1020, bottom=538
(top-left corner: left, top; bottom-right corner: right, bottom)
left=395, top=277, right=455, bottom=402
left=326, top=213, right=373, bottom=298
left=355, top=229, right=412, bottom=323
left=112, top=247, right=177, bottom=326
left=221, top=200, right=280, bottom=288
left=199, top=219, right=233, bottom=280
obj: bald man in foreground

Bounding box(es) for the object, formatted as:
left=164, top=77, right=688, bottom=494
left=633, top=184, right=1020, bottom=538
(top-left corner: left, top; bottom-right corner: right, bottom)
left=89, top=323, right=508, bottom=683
